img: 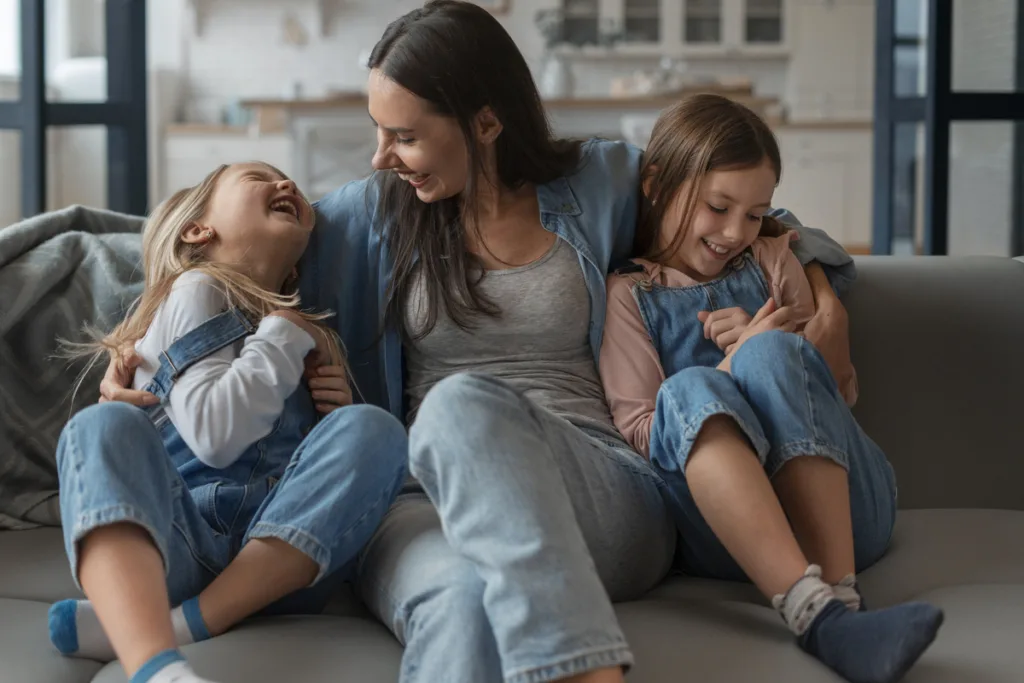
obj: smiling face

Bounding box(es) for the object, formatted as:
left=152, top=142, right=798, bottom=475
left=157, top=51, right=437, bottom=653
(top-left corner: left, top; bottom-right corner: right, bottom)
left=659, top=160, right=778, bottom=280
left=192, top=162, right=314, bottom=287
left=367, top=68, right=471, bottom=204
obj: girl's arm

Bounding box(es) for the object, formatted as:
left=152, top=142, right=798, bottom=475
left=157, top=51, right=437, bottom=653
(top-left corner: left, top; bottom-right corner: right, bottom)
left=144, top=272, right=315, bottom=468
left=599, top=275, right=667, bottom=458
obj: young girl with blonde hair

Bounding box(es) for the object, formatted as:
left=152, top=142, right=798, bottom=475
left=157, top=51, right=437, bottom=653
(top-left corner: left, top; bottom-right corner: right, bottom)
left=48, top=162, right=408, bottom=683
left=600, top=95, right=943, bottom=683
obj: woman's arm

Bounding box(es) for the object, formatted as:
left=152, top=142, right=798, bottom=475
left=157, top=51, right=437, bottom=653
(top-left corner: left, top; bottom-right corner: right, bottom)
left=802, top=262, right=858, bottom=404
left=768, top=208, right=857, bottom=297
left=599, top=275, right=667, bottom=458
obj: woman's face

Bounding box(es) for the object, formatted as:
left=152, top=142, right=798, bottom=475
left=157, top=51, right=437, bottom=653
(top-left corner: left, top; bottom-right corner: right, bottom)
left=368, top=68, right=470, bottom=204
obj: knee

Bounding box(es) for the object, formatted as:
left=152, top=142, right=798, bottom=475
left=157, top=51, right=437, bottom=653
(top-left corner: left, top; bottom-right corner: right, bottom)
left=405, top=571, right=489, bottom=636
left=731, top=329, right=802, bottom=373
left=58, top=402, right=157, bottom=471
left=409, top=372, right=525, bottom=470
left=314, top=404, right=408, bottom=475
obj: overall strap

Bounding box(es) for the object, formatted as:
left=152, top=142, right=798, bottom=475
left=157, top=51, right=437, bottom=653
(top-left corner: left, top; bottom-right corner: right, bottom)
left=147, top=307, right=257, bottom=400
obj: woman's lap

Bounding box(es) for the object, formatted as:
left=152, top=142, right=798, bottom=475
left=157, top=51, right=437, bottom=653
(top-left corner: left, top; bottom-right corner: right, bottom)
left=357, top=372, right=675, bottom=683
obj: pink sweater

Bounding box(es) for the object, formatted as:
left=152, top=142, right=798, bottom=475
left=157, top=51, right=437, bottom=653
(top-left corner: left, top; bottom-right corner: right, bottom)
left=600, top=234, right=858, bottom=458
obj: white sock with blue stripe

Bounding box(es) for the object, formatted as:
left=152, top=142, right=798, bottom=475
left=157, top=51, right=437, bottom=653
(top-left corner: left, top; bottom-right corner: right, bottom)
left=129, top=649, right=220, bottom=683
left=49, top=596, right=208, bottom=662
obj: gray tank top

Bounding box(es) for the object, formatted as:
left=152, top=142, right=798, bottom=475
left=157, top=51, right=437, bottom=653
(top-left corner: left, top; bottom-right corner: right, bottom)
left=404, top=237, right=623, bottom=443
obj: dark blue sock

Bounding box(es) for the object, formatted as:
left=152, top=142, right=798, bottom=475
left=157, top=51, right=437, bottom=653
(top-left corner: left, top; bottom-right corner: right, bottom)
left=799, top=598, right=944, bottom=683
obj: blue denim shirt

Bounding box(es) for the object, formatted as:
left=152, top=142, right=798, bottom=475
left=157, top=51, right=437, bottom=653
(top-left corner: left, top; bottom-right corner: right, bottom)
left=299, top=138, right=856, bottom=421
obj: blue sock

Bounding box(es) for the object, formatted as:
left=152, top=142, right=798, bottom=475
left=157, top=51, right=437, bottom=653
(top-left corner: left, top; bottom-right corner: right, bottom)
left=48, top=596, right=211, bottom=663
left=800, top=599, right=944, bottom=683
left=180, top=596, right=211, bottom=642
left=129, top=649, right=185, bottom=683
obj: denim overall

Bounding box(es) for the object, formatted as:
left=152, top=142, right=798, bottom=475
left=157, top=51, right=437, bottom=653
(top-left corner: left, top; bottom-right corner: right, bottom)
left=625, top=250, right=897, bottom=582
left=142, top=306, right=315, bottom=543
left=56, top=308, right=410, bottom=610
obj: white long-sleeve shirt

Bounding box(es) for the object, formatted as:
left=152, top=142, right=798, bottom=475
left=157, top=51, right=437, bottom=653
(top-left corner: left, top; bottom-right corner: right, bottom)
left=132, top=271, right=315, bottom=469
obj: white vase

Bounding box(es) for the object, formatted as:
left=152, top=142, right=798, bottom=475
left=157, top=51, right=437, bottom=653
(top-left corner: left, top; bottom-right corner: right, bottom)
left=539, top=52, right=574, bottom=99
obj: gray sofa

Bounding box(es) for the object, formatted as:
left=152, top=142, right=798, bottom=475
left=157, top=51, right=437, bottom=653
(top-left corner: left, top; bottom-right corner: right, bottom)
left=2, top=255, right=1023, bottom=683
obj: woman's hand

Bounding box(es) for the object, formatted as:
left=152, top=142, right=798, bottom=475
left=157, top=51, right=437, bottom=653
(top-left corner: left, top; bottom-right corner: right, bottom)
left=801, top=262, right=855, bottom=390
left=802, top=296, right=854, bottom=392
left=98, top=348, right=158, bottom=406
left=716, top=298, right=797, bottom=374
left=697, top=307, right=753, bottom=354
left=305, top=364, right=353, bottom=415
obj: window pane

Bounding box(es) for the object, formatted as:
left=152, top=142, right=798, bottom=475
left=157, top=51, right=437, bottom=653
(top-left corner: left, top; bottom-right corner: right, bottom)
left=686, top=0, right=722, bottom=44
left=952, top=0, right=1019, bottom=92
left=0, top=0, right=19, bottom=101
left=51, top=126, right=108, bottom=211
left=890, top=123, right=926, bottom=254
left=948, top=122, right=1015, bottom=256
left=0, top=129, right=20, bottom=224
left=745, top=0, right=782, bottom=43
left=46, top=0, right=108, bottom=103
left=893, top=0, right=928, bottom=97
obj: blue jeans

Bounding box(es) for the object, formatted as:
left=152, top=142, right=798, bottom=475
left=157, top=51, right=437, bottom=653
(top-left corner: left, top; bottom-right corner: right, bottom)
left=649, top=330, right=898, bottom=581
left=356, top=372, right=676, bottom=683
left=57, top=401, right=408, bottom=608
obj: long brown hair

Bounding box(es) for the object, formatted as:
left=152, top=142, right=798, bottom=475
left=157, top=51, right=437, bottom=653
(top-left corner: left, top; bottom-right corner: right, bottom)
left=635, top=93, right=786, bottom=263
left=367, top=0, right=581, bottom=341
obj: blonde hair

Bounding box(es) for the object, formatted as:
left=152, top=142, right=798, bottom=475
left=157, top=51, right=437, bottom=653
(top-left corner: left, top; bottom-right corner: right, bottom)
left=67, top=162, right=347, bottom=394
left=635, top=93, right=787, bottom=264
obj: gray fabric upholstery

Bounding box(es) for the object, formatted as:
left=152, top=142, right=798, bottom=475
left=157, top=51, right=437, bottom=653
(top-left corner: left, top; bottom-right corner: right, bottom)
left=1, top=255, right=1022, bottom=681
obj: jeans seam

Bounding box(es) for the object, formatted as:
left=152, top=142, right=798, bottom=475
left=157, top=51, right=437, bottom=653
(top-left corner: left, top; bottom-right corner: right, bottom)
left=505, top=643, right=633, bottom=683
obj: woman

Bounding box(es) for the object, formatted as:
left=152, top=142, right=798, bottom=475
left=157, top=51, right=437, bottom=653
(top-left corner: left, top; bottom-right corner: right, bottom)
left=101, top=2, right=857, bottom=681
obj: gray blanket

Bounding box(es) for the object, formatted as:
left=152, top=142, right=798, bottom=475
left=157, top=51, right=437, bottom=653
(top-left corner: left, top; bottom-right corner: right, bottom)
left=0, top=205, right=145, bottom=529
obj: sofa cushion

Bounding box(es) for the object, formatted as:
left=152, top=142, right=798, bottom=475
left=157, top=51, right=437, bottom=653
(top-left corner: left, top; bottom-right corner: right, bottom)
left=89, top=615, right=403, bottom=683
left=0, top=528, right=81, bottom=602
left=0, top=598, right=103, bottom=683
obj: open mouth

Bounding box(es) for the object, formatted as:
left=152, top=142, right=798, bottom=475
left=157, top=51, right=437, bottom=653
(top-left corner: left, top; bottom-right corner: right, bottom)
left=702, top=238, right=733, bottom=259
left=270, top=196, right=302, bottom=221
left=398, top=172, right=431, bottom=188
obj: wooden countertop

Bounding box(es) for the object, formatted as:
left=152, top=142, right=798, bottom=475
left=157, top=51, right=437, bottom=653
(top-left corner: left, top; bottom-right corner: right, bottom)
left=237, top=83, right=762, bottom=112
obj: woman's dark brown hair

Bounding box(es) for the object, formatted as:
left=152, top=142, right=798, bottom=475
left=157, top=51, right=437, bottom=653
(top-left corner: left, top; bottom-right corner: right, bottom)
left=368, top=0, right=581, bottom=340
left=635, top=93, right=786, bottom=263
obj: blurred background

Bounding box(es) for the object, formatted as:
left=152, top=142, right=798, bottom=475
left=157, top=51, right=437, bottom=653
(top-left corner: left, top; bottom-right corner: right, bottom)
left=0, top=0, right=1021, bottom=256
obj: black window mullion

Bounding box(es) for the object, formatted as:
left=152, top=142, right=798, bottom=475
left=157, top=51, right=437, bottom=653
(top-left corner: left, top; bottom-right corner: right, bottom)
left=20, top=0, right=46, bottom=218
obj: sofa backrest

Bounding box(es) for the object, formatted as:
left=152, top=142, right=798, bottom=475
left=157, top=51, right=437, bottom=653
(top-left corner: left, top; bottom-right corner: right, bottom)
left=846, top=256, right=1024, bottom=511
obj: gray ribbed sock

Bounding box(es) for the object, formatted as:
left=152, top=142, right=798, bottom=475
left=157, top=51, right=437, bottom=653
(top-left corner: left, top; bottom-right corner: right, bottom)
left=771, top=564, right=835, bottom=635
left=833, top=573, right=864, bottom=611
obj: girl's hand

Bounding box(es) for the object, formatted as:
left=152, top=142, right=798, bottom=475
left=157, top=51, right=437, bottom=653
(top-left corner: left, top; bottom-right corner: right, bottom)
left=717, top=298, right=797, bottom=373
left=99, top=348, right=158, bottom=406
left=268, top=309, right=336, bottom=368
left=697, top=307, right=753, bottom=354
left=305, top=364, right=353, bottom=415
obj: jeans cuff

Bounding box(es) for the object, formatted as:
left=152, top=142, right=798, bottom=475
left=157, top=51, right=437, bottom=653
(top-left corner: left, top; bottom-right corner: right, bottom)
left=766, top=440, right=851, bottom=478
left=504, top=643, right=633, bottom=683
left=67, top=504, right=169, bottom=589
left=680, top=401, right=770, bottom=467
left=245, top=522, right=331, bottom=583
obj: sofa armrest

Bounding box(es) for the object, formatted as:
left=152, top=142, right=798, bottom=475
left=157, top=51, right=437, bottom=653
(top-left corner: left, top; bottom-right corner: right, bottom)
left=845, top=256, right=1024, bottom=511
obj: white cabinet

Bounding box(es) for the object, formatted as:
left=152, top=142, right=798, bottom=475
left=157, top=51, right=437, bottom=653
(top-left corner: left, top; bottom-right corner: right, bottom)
left=162, top=130, right=293, bottom=202
left=557, top=0, right=786, bottom=57
left=772, top=126, right=873, bottom=250
left=784, top=0, right=875, bottom=121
